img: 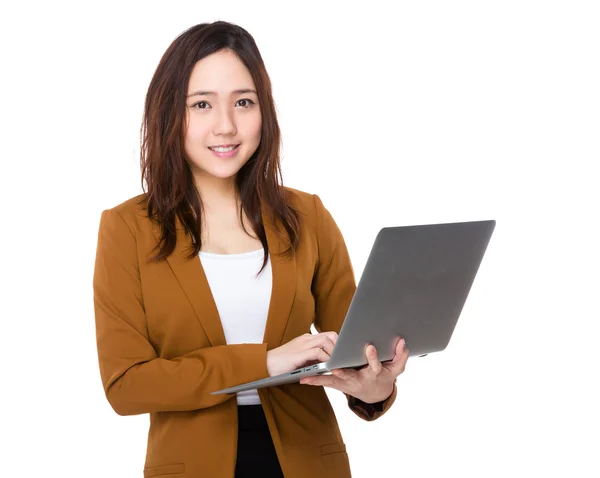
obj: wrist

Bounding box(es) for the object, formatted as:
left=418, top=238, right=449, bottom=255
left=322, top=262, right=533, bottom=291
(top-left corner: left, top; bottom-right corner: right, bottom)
left=364, top=383, right=395, bottom=405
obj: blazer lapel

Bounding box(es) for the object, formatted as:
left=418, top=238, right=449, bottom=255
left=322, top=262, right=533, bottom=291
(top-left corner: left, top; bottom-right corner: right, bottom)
left=151, top=203, right=296, bottom=350
left=260, top=202, right=297, bottom=349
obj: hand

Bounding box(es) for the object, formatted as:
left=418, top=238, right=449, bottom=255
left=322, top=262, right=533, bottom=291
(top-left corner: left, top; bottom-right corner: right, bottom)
left=266, top=331, right=338, bottom=377
left=300, top=338, right=409, bottom=404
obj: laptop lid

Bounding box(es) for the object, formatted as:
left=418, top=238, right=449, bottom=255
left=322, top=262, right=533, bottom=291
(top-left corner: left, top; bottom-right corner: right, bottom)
left=325, top=219, right=496, bottom=369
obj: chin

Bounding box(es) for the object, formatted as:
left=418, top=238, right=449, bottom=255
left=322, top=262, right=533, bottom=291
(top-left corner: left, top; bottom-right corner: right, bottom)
left=202, top=162, right=246, bottom=180
left=187, top=149, right=255, bottom=180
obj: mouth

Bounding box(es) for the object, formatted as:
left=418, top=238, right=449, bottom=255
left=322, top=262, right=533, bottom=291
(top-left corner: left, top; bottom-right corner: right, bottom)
left=208, top=144, right=241, bottom=158
left=208, top=144, right=240, bottom=153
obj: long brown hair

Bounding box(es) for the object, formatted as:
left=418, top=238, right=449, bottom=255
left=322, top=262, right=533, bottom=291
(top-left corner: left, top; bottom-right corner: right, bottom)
left=139, top=21, right=300, bottom=274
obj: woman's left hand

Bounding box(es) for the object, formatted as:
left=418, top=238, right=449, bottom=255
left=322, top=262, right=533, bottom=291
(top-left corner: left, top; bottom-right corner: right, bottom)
left=300, top=338, right=409, bottom=404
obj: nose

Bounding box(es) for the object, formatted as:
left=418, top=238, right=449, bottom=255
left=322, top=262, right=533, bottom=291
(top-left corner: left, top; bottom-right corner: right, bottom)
left=213, top=106, right=237, bottom=136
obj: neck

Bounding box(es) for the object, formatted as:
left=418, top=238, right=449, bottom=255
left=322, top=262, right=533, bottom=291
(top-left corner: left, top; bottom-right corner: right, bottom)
left=193, top=173, right=240, bottom=212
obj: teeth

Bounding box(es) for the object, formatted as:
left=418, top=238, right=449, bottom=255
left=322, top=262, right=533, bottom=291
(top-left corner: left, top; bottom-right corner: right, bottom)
left=211, top=145, right=237, bottom=152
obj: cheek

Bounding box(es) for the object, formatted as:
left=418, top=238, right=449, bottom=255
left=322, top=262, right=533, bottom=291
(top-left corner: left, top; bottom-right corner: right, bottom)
left=185, top=116, right=210, bottom=144
left=247, top=112, right=262, bottom=141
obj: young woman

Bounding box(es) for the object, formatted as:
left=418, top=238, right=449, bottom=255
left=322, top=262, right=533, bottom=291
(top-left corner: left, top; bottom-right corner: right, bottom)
left=93, top=21, right=409, bottom=478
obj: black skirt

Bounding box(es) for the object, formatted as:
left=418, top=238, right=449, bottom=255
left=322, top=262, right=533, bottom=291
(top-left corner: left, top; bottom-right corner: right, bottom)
left=235, top=405, right=285, bottom=478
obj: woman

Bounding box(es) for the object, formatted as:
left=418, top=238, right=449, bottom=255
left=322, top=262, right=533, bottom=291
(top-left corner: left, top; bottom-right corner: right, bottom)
left=93, top=21, right=409, bottom=478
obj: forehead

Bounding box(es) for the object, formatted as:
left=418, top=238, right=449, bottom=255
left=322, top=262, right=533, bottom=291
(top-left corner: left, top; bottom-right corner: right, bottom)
left=187, top=50, right=256, bottom=93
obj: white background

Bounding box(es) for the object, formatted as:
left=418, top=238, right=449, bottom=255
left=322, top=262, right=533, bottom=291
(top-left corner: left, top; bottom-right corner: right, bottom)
left=1, top=1, right=599, bottom=477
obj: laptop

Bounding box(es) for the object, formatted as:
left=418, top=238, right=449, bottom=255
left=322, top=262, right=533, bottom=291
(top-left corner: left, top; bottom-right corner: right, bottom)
left=210, top=219, right=496, bottom=395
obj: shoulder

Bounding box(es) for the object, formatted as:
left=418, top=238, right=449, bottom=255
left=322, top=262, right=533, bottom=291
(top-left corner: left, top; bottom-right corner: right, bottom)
left=99, top=193, right=149, bottom=233
left=283, top=186, right=335, bottom=227
left=282, top=186, right=343, bottom=252
left=282, top=186, right=324, bottom=218
left=106, top=192, right=148, bottom=215
left=283, top=185, right=311, bottom=205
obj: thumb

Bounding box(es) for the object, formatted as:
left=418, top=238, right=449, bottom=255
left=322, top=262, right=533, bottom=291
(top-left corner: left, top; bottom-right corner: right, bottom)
left=366, top=345, right=382, bottom=374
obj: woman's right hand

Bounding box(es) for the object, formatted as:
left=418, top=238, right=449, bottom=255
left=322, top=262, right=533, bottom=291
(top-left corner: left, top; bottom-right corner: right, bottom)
left=266, top=332, right=338, bottom=377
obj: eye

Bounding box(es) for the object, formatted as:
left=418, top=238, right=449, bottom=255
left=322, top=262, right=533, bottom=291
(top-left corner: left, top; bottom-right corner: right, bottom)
left=236, top=98, right=256, bottom=108
left=191, top=101, right=210, bottom=110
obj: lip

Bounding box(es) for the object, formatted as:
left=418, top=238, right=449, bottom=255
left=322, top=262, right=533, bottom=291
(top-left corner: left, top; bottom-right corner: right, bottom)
left=208, top=144, right=240, bottom=158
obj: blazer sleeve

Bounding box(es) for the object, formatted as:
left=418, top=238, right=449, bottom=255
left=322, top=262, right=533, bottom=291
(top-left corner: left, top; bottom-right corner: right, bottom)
left=311, top=194, right=398, bottom=422
left=93, top=208, right=270, bottom=416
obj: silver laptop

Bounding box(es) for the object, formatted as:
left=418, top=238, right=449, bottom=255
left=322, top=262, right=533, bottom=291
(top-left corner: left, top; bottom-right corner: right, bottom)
left=210, top=219, right=496, bottom=395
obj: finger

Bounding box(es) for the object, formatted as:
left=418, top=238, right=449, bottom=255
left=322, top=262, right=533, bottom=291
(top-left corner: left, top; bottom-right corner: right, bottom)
left=366, top=344, right=383, bottom=375
left=303, top=346, right=331, bottom=364
left=389, top=339, right=409, bottom=375
left=300, top=376, right=334, bottom=386
left=396, top=337, right=409, bottom=355
left=399, top=338, right=409, bottom=358
left=300, top=375, right=348, bottom=393
left=319, top=331, right=339, bottom=345
left=322, top=331, right=339, bottom=348
left=310, top=335, right=336, bottom=356
left=391, top=354, right=408, bottom=376
left=390, top=337, right=408, bottom=360
left=331, top=368, right=357, bottom=381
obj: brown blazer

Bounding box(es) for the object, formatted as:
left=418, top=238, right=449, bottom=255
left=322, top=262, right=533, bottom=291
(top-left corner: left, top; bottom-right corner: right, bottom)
left=93, top=187, right=397, bottom=478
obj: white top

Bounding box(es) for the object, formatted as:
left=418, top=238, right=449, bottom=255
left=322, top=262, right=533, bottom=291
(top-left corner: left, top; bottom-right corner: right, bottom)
left=199, top=248, right=272, bottom=406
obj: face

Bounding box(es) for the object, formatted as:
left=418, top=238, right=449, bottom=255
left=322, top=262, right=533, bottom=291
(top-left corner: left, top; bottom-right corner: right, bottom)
left=183, top=49, right=262, bottom=187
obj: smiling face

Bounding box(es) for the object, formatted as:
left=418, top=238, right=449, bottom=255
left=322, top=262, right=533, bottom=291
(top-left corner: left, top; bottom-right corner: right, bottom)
left=183, top=49, right=262, bottom=190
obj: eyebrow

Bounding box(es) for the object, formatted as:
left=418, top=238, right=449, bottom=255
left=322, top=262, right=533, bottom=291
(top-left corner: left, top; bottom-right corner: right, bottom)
left=186, top=88, right=258, bottom=98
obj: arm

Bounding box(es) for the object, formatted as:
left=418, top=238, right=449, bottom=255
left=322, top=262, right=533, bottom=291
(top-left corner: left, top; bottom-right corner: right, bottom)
left=311, top=194, right=397, bottom=421
left=93, top=208, right=270, bottom=416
